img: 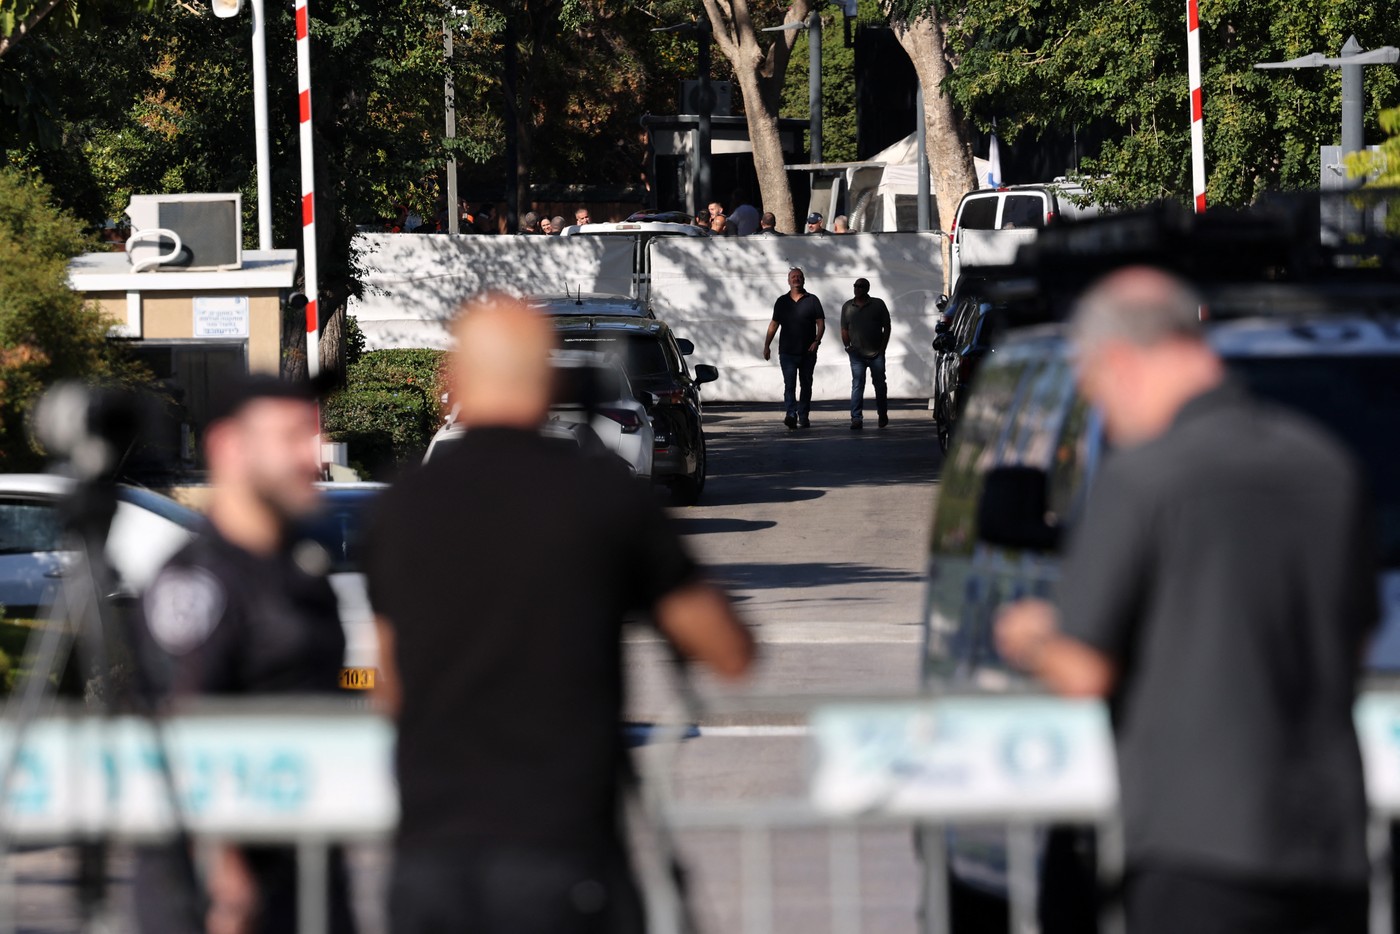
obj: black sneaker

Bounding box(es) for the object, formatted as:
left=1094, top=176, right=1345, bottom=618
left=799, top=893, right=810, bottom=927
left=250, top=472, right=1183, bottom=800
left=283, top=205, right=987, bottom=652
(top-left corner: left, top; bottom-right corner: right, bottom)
left=850, top=419, right=863, bottom=431
left=878, top=413, right=889, bottom=428
left=799, top=418, right=811, bottom=429
left=784, top=415, right=798, bottom=430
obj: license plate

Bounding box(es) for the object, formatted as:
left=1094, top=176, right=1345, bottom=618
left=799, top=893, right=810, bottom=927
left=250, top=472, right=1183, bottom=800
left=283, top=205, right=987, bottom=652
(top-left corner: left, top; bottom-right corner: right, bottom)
left=339, top=667, right=377, bottom=691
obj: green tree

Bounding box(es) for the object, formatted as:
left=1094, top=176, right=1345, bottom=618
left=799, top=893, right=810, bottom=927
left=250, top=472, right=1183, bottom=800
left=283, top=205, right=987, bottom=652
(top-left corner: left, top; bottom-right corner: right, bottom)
left=0, top=168, right=143, bottom=469
left=1348, top=105, right=1400, bottom=185
left=779, top=3, right=857, bottom=164
left=891, top=0, right=1400, bottom=208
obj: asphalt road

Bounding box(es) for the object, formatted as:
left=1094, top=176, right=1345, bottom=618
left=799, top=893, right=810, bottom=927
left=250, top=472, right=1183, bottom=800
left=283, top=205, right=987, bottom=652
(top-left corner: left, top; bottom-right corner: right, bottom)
left=6, top=399, right=945, bottom=933
left=625, top=399, right=944, bottom=933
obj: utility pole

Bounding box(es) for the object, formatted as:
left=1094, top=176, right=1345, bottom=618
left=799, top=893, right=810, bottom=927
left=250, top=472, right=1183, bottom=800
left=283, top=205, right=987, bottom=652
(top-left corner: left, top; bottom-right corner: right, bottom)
left=808, top=8, right=822, bottom=166
left=1255, top=36, right=1399, bottom=187
left=915, top=80, right=930, bottom=232
left=697, top=25, right=713, bottom=211
left=502, top=15, right=519, bottom=233
left=1340, top=35, right=1364, bottom=181
left=444, top=21, right=458, bottom=234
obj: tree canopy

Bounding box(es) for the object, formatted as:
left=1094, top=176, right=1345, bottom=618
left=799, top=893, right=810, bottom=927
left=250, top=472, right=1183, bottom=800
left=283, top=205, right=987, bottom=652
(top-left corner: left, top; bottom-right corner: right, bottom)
left=0, top=168, right=144, bottom=469
left=890, top=0, right=1400, bottom=208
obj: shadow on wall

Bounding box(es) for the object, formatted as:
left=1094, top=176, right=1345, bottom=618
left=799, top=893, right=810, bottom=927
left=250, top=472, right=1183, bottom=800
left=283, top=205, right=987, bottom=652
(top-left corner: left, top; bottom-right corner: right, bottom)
left=648, top=233, right=945, bottom=403
left=345, top=231, right=948, bottom=404
left=347, top=233, right=636, bottom=349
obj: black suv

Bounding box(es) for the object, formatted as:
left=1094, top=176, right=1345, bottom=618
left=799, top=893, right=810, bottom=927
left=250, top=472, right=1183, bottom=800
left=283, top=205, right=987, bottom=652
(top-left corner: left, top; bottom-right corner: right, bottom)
left=930, top=276, right=1003, bottom=451
left=552, top=315, right=718, bottom=505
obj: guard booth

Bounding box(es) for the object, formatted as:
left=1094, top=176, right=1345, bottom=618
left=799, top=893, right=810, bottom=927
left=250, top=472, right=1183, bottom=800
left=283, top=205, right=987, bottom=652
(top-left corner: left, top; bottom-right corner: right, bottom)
left=67, top=193, right=299, bottom=470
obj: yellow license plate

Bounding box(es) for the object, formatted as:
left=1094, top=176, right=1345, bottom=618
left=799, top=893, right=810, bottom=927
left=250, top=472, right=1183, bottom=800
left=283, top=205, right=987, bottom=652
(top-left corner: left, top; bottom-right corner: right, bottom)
left=339, top=667, right=377, bottom=690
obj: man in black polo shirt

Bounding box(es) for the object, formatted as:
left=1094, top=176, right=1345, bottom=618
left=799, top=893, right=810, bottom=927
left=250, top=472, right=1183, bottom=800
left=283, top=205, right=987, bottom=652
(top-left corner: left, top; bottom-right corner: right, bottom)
left=763, top=266, right=826, bottom=429
left=996, top=266, right=1375, bottom=934
left=367, top=294, right=754, bottom=934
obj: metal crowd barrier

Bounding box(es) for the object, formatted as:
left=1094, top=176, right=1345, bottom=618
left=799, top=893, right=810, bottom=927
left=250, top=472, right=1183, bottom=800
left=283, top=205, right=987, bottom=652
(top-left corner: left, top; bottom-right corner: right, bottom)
left=5, top=691, right=1400, bottom=933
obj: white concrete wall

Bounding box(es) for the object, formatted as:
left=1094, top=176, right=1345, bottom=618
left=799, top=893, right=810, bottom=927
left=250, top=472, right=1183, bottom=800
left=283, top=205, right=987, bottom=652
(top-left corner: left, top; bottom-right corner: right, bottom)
left=349, top=233, right=635, bottom=349
left=649, top=232, right=944, bottom=402
left=347, top=230, right=946, bottom=403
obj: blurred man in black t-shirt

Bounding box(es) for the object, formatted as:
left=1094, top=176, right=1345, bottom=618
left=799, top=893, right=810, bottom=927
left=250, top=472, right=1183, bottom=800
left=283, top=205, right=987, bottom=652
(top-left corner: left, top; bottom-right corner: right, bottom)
left=366, top=293, right=754, bottom=934
left=134, top=375, right=355, bottom=934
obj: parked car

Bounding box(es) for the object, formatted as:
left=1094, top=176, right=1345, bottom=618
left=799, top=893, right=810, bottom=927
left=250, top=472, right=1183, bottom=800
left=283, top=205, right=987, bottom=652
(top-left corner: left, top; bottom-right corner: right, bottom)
left=923, top=312, right=1400, bottom=921
left=949, top=182, right=1100, bottom=291
left=551, top=315, right=718, bottom=505
left=529, top=292, right=652, bottom=318
left=423, top=351, right=654, bottom=478
left=930, top=276, right=1003, bottom=452
left=0, top=476, right=198, bottom=618
left=303, top=481, right=387, bottom=670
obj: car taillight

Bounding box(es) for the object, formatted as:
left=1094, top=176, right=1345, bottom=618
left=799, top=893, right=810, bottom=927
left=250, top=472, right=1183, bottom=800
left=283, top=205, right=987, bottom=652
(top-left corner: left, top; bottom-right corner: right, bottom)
left=958, top=356, right=974, bottom=386
left=1046, top=211, right=1056, bottom=225
left=600, top=408, right=644, bottom=434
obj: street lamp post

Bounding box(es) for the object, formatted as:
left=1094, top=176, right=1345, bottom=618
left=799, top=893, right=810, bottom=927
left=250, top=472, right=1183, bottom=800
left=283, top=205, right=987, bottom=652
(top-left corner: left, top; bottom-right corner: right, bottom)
left=211, top=0, right=273, bottom=250
left=1255, top=36, right=1400, bottom=188
left=444, top=21, right=458, bottom=234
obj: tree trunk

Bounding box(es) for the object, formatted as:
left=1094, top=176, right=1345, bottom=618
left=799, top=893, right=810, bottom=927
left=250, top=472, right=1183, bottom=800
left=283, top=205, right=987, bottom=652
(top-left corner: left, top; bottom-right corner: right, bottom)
left=887, top=9, right=977, bottom=231
left=700, top=0, right=812, bottom=234
left=735, top=69, right=795, bottom=233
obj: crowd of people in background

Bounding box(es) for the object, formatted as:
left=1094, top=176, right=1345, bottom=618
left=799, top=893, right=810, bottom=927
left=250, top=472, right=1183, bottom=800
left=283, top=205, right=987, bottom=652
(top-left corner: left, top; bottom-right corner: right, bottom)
left=377, top=189, right=855, bottom=237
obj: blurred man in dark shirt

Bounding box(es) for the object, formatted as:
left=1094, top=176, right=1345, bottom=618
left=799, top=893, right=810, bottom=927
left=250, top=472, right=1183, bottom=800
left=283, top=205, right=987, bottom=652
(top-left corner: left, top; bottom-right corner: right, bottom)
left=997, top=267, right=1375, bottom=934
left=367, top=294, right=753, bottom=934
left=763, top=267, right=825, bottom=430
left=135, top=375, right=354, bottom=934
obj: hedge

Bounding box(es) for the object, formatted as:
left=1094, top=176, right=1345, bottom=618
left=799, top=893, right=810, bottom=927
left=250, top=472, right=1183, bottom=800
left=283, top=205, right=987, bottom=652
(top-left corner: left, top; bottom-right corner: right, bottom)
left=323, top=349, right=448, bottom=479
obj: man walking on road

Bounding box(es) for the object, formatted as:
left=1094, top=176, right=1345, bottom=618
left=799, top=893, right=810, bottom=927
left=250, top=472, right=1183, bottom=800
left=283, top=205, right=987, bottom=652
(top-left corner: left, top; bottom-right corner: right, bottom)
left=764, top=267, right=825, bottom=430
left=840, top=278, right=890, bottom=430
left=367, top=294, right=754, bottom=934
left=996, top=267, right=1375, bottom=934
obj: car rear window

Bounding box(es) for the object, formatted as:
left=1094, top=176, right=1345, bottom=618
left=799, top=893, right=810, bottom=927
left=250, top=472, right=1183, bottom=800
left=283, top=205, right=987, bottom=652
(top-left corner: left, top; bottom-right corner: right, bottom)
left=957, top=196, right=998, bottom=231
left=553, top=366, right=625, bottom=406
left=1230, top=356, right=1400, bottom=568
left=559, top=333, right=670, bottom=377
left=1002, top=195, right=1047, bottom=230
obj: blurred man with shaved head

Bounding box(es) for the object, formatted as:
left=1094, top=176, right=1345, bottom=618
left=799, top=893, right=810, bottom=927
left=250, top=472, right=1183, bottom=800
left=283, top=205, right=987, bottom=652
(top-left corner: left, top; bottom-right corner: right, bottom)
left=366, top=293, right=753, bottom=934
left=997, top=267, right=1375, bottom=933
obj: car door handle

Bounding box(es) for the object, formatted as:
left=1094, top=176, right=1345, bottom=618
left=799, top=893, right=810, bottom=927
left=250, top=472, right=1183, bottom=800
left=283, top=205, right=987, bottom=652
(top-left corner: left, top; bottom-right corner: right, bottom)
left=44, top=567, right=66, bottom=578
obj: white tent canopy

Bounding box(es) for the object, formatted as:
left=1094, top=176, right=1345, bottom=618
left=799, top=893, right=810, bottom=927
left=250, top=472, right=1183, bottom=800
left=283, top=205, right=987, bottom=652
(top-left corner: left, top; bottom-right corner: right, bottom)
left=844, top=133, right=994, bottom=232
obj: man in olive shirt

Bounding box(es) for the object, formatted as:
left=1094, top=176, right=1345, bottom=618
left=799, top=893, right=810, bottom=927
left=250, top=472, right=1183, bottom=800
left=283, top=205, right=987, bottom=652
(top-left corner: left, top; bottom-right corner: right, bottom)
left=997, top=267, right=1375, bottom=934
left=763, top=267, right=825, bottom=429
left=839, top=278, right=891, bottom=430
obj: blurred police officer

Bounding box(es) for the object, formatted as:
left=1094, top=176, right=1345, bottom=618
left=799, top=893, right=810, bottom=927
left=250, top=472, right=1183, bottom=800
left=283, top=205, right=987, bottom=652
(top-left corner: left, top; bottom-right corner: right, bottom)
left=134, top=375, right=354, bottom=934
left=997, top=267, right=1375, bottom=934
left=367, top=293, right=754, bottom=934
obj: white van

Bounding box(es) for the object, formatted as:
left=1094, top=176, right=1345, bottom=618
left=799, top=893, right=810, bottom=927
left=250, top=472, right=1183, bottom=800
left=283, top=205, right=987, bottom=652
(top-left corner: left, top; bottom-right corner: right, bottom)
left=949, top=182, right=1099, bottom=289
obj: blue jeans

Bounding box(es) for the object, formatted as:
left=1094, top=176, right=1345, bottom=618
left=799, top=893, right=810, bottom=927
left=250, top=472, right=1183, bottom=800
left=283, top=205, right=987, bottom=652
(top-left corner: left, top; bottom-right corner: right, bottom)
left=779, top=351, right=817, bottom=420
left=849, top=352, right=887, bottom=421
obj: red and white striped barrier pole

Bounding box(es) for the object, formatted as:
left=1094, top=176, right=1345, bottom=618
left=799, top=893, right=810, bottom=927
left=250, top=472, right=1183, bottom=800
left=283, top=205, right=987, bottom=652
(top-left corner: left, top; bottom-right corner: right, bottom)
left=1186, top=0, right=1206, bottom=213
left=296, top=0, right=320, bottom=376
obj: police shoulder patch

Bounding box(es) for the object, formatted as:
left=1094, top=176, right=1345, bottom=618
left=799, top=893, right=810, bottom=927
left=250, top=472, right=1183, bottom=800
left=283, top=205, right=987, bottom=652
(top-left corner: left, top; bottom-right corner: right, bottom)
left=144, top=566, right=227, bottom=655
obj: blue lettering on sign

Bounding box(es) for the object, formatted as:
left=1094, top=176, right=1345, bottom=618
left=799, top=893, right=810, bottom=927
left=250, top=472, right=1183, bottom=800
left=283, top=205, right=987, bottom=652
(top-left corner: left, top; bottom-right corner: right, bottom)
left=259, top=753, right=308, bottom=810
left=9, top=750, right=50, bottom=814
left=1000, top=725, right=1068, bottom=782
